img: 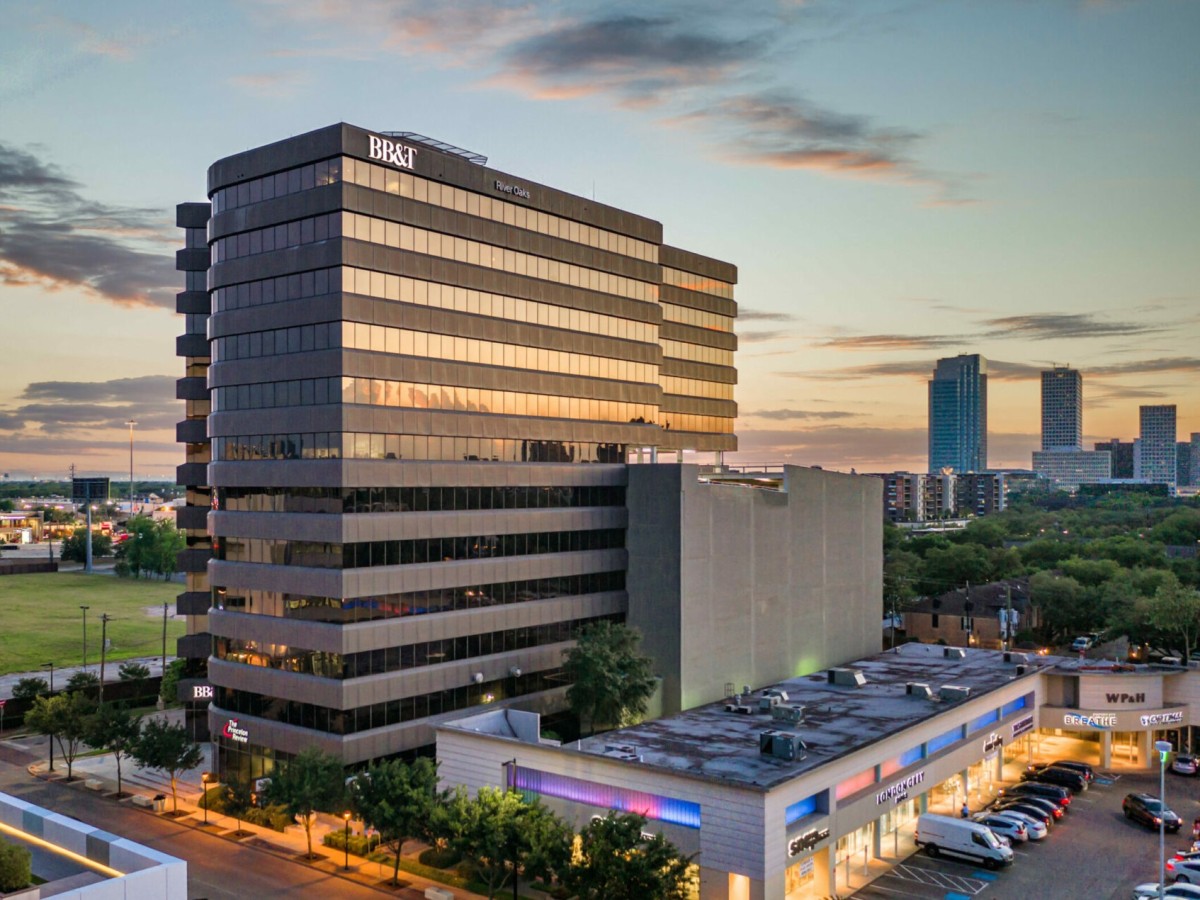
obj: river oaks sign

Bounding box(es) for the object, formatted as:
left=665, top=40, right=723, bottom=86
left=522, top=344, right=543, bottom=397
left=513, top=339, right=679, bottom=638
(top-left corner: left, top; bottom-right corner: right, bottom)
left=877, top=771, right=925, bottom=805
left=494, top=179, right=531, bottom=199
left=368, top=135, right=417, bottom=170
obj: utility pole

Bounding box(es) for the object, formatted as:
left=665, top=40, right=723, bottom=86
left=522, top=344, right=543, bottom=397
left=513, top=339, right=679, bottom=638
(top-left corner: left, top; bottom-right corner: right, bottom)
left=80, top=605, right=90, bottom=674
left=1004, top=584, right=1014, bottom=652
left=125, top=420, right=137, bottom=517
left=99, top=614, right=111, bottom=703
left=161, top=602, right=168, bottom=673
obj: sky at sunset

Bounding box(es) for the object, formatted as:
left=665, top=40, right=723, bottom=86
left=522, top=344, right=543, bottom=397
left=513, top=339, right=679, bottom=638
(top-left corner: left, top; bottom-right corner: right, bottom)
left=0, top=0, right=1197, bottom=481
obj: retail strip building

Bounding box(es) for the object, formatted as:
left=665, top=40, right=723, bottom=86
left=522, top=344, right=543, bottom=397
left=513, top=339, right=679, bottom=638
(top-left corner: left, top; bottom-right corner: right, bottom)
left=439, top=644, right=1200, bottom=900
left=181, top=124, right=882, bottom=775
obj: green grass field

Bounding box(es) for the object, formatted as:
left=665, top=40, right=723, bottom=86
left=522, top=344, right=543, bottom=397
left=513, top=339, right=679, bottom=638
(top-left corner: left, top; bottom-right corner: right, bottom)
left=0, top=572, right=186, bottom=675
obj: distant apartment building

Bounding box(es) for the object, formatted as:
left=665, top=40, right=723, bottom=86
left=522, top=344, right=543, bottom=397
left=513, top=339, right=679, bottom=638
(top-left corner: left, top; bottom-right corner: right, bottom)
left=928, top=354, right=988, bottom=473
left=1032, top=449, right=1112, bottom=491
left=1134, top=405, right=1178, bottom=490
left=873, top=471, right=1004, bottom=522
left=1178, top=434, right=1200, bottom=488
left=904, top=579, right=1034, bottom=649
left=1094, top=439, right=1135, bottom=478
left=1041, top=366, right=1082, bottom=450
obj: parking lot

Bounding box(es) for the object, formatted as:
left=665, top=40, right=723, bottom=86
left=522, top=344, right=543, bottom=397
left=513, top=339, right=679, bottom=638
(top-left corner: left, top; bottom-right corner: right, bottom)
left=850, top=769, right=1200, bottom=899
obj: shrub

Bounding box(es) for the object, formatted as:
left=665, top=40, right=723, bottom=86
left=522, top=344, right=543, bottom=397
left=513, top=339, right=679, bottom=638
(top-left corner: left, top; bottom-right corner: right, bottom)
left=0, top=839, right=32, bottom=892
left=243, top=803, right=293, bottom=832
left=198, top=784, right=225, bottom=811
left=11, top=677, right=49, bottom=700
left=118, top=662, right=151, bottom=681
left=418, top=846, right=462, bottom=869
left=323, top=830, right=382, bottom=856
left=66, top=671, right=100, bottom=692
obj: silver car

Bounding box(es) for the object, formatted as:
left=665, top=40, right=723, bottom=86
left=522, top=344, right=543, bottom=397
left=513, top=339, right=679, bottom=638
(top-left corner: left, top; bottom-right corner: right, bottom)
left=973, top=812, right=1029, bottom=843
left=986, top=808, right=1048, bottom=841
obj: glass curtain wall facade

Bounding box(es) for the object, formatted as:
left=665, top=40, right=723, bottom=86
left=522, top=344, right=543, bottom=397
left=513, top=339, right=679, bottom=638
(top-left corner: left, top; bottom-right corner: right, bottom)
left=1040, top=366, right=1082, bottom=450
left=928, top=354, right=988, bottom=474
left=185, top=124, right=737, bottom=773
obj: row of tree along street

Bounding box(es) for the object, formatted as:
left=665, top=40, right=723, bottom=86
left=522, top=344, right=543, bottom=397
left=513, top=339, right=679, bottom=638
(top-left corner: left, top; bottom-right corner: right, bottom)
left=885, top=492, right=1200, bottom=658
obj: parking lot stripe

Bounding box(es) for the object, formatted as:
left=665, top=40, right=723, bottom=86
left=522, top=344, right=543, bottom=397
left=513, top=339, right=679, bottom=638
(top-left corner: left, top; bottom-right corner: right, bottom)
left=868, top=882, right=928, bottom=897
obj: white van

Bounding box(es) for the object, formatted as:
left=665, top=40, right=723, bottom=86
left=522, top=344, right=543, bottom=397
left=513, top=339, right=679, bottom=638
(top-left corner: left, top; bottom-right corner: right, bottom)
left=914, top=813, right=1014, bottom=870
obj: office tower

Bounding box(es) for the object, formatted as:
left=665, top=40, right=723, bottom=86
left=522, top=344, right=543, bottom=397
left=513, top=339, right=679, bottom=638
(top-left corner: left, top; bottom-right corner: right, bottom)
left=1041, top=366, right=1082, bottom=450
left=1192, top=434, right=1200, bottom=488
left=1094, top=439, right=1135, bottom=479
left=928, top=354, right=988, bottom=473
left=1179, top=435, right=1200, bottom=488
left=1134, top=405, right=1177, bottom=486
left=183, top=123, right=753, bottom=773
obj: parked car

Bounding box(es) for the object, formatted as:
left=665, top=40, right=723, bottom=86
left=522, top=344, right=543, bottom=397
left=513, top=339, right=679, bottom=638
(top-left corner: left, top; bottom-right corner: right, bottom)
left=1004, top=794, right=1064, bottom=820
left=1023, top=765, right=1088, bottom=793
left=992, top=799, right=1055, bottom=828
left=914, top=813, right=1014, bottom=870
left=1124, top=793, right=1183, bottom=833
left=1044, top=759, right=1096, bottom=782
left=1172, top=754, right=1200, bottom=776
left=992, top=808, right=1048, bottom=840
left=973, top=811, right=1029, bottom=843
left=1168, top=857, right=1200, bottom=883
left=1072, top=635, right=1095, bottom=652
left=1003, top=780, right=1073, bottom=808
left=1133, top=883, right=1200, bottom=900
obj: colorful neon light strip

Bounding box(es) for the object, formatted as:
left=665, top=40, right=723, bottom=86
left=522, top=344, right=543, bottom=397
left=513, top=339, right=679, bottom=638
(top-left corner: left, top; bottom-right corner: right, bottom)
left=514, top=766, right=700, bottom=829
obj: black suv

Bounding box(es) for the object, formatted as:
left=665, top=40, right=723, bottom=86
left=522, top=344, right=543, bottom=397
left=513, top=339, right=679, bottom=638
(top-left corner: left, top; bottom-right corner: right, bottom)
left=1001, top=781, right=1073, bottom=808
left=1022, top=765, right=1087, bottom=793
left=1043, top=760, right=1096, bottom=782
left=1124, top=792, right=1183, bottom=832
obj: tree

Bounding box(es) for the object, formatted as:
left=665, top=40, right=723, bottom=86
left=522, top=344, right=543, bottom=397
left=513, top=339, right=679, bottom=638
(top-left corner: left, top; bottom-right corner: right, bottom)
left=118, top=661, right=151, bottom=681
left=25, top=692, right=94, bottom=778
left=11, top=677, right=49, bottom=700
left=65, top=671, right=100, bottom=693
left=115, top=516, right=185, bottom=579
left=60, top=528, right=113, bottom=562
left=351, top=757, right=444, bottom=886
left=84, top=703, right=142, bottom=797
left=0, top=839, right=32, bottom=893
left=130, top=718, right=203, bottom=813
left=564, top=811, right=696, bottom=900
left=159, top=659, right=185, bottom=707
left=444, top=786, right=571, bottom=900
left=264, top=746, right=345, bottom=858
left=222, top=771, right=256, bottom=837
left=1030, top=572, right=1089, bottom=643
left=1144, top=574, right=1200, bottom=664
left=563, top=621, right=657, bottom=737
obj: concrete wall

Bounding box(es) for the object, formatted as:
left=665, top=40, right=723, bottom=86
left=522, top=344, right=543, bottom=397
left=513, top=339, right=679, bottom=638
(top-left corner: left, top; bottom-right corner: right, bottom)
left=627, top=465, right=882, bottom=714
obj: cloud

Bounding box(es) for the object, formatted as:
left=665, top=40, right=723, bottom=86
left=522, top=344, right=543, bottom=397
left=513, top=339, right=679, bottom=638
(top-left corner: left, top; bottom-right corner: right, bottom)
left=813, top=334, right=964, bottom=351
left=1085, top=357, right=1200, bottom=377
left=228, top=71, right=311, bottom=98
left=738, top=329, right=793, bottom=344
left=746, top=408, right=857, bottom=421
left=0, top=376, right=179, bottom=435
left=258, top=0, right=963, bottom=200
left=980, top=313, right=1160, bottom=341
left=775, top=358, right=1043, bottom=382
left=738, top=308, right=797, bottom=323
left=0, top=143, right=177, bottom=309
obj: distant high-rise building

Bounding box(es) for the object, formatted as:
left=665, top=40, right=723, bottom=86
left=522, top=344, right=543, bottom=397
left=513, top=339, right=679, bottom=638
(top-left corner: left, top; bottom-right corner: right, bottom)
left=1134, top=405, right=1177, bottom=487
left=1192, top=434, right=1200, bottom=488
left=928, top=354, right=988, bottom=473
left=1041, top=366, right=1082, bottom=450
left=1094, top=439, right=1135, bottom=478
left=1032, top=449, right=1112, bottom=490
left=1179, top=435, right=1200, bottom=488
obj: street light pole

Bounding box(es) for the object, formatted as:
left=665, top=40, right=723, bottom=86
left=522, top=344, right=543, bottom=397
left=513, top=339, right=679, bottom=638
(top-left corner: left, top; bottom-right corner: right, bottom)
left=201, top=772, right=212, bottom=826
left=1157, top=739, right=1172, bottom=900
left=125, top=420, right=137, bottom=516
left=41, top=662, right=54, bottom=693
left=80, top=606, right=90, bottom=674
left=342, top=811, right=351, bottom=870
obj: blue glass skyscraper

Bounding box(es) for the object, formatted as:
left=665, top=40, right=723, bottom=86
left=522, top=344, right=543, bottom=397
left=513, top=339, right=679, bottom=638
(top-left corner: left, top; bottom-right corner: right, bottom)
left=928, top=354, right=988, bottom=473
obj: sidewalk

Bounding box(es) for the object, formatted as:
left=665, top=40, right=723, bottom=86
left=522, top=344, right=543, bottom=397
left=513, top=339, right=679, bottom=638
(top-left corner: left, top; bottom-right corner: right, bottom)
left=8, top=724, right=496, bottom=900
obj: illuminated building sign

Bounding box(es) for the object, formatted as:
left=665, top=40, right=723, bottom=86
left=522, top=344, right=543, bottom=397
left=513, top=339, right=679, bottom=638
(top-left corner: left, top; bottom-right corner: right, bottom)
left=982, top=732, right=1002, bottom=757
left=222, top=718, right=249, bottom=744
left=788, top=827, right=830, bottom=858
left=494, top=179, right=531, bottom=199
left=877, top=771, right=925, bottom=805
left=1141, top=712, right=1184, bottom=726
left=368, top=135, right=417, bottom=170
left=1011, top=715, right=1034, bottom=738
left=191, top=684, right=213, bottom=701
left=1063, top=713, right=1116, bottom=729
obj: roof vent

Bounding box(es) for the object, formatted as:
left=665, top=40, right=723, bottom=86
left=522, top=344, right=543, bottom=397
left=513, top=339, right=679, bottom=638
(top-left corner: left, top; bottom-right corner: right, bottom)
left=601, top=744, right=640, bottom=761
left=905, top=682, right=935, bottom=701
left=1003, top=652, right=1029, bottom=665
left=828, top=668, right=867, bottom=687
left=759, top=729, right=808, bottom=761
left=943, top=647, right=966, bottom=660
left=724, top=702, right=755, bottom=715
left=1015, top=664, right=1027, bottom=676
left=938, top=684, right=972, bottom=702
left=771, top=704, right=806, bottom=725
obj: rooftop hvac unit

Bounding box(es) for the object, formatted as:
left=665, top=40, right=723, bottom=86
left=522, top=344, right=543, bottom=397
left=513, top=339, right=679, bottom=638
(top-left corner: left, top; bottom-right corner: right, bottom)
left=763, top=688, right=790, bottom=703
left=1003, top=652, right=1030, bottom=665
left=905, top=682, right=935, bottom=701
left=759, top=730, right=808, bottom=761
left=828, top=668, right=867, bottom=687
left=759, top=694, right=784, bottom=712
left=725, top=703, right=754, bottom=715
left=938, top=684, right=972, bottom=702
left=943, top=647, right=966, bottom=660
left=1015, top=664, right=1027, bottom=676
left=771, top=704, right=806, bottom=724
